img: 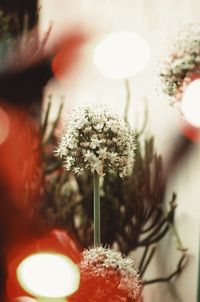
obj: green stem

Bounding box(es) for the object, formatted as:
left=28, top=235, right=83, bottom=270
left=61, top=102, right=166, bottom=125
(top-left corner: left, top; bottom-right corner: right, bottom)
left=124, top=78, right=131, bottom=122
left=170, top=223, right=185, bottom=251
left=93, top=171, right=101, bottom=245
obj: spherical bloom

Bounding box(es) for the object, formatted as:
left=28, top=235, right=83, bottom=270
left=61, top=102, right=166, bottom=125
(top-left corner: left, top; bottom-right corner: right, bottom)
left=160, top=23, right=200, bottom=102
left=69, top=247, right=142, bottom=302
left=56, top=104, right=135, bottom=177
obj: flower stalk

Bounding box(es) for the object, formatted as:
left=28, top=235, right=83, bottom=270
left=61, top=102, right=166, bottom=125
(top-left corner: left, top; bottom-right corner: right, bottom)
left=124, top=78, right=131, bottom=123
left=93, top=171, right=101, bottom=245
left=56, top=103, right=135, bottom=248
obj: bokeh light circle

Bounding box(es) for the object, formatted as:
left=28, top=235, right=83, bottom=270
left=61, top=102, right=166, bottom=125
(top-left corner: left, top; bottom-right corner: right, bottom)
left=94, top=31, right=151, bottom=79
left=13, top=297, right=37, bottom=302
left=17, top=253, right=80, bottom=298
left=181, top=79, right=200, bottom=127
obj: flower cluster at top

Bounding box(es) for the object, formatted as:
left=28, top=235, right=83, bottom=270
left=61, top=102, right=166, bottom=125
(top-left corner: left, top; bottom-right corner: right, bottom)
left=69, top=246, right=142, bottom=302
left=56, top=104, right=135, bottom=177
left=160, top=23, right=200, bottom=101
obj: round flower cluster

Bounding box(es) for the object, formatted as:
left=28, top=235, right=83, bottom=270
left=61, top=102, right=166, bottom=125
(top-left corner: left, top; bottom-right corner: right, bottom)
left=69, top=247, right=142, bottom=302
left=56, top=104, right=135, bottom=177
left=160, top=23, right=200, bottom=101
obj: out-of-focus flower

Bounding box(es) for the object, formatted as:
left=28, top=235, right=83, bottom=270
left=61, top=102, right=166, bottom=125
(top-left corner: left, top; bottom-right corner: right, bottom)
left=160, top=23, right=200, bottom=102
left=56, top=104, right=135, bottom=177
left=69, top=246, right=142, bottom=302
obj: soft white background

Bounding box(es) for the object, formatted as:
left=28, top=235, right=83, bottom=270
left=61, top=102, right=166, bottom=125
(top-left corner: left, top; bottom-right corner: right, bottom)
left=39, top=1, right=200, bottom=301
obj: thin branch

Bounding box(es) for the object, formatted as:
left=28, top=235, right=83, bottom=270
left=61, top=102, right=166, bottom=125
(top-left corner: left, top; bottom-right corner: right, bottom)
left=39, top=23, right=53, bottom=53
left=50, top=100, right=64, bottom=136
left=170, top=222, right=187, bottom=252
left=124, top=79, right=131, bottom=122
left=141, top=208, right=163, bottom=233
left=139, top=245, right=150, bottom=271
left=42, top=97, right=52, bottom=136
left=43, top=100, right=64, bottom=144
left=168, top=193, right=187, bottom=252
left=44, top=161, right=61, bottom=174
left=140, top=246, right=156, bottom=278
left=139, top=199, right=176, bottom=246
left=139, top=217, right=169, bottom=245
left=143, top=254, right=188, bottom=285
left=138, top=225, right=170, bottom=247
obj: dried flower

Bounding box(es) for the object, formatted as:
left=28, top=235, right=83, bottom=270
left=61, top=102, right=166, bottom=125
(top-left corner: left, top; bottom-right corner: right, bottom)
left=69, top=246, right=142, bottom=302
left=160, top=23, right=200, bottom=101
left=56, top=104, right=135, bottom=177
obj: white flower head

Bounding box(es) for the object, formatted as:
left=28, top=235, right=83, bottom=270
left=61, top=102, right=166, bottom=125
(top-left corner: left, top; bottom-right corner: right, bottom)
left=56, top=103, right=135, bottom=177
left=75, top=246, right=142, bottom=302
left=159, top=23, right=200, bottom=101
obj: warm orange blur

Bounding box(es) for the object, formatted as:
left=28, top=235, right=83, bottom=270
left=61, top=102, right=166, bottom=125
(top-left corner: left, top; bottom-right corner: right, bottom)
left=0, top=27, right=86, bottom=302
